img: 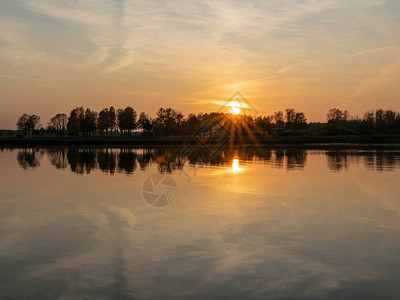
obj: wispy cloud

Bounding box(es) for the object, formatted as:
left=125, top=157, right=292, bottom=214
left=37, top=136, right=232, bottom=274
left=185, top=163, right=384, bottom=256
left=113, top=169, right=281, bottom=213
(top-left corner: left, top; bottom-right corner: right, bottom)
left=210, top=100, right=250, bottom=109
left=0, top=0, right=399, bottom=128
left=352, top=46, right=391, bottom=57
left=23, top=0, right=130, bottom=72
left=100, top=51, right=136, bottom=74
left=227, top=76, right=276, bottom=89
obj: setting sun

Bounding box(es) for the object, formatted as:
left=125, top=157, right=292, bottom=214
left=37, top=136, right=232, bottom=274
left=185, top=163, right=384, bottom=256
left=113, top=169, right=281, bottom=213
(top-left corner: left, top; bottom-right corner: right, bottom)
left=231, top=106, right=241, bottom=115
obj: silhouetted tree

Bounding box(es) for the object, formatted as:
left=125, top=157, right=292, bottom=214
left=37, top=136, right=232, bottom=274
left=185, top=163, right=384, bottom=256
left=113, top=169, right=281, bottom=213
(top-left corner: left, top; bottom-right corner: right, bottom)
left=67, top=107, right=84, bottom=136
left=155, top=108, right=181, bottom=136
left=82, top=108, right=97, bottom=136
left=274, top=111, right=285, bottom=127
left=48, top=113, right=68, bottom=136
left=17, top=114, right=41, bottom=137
left=15, top=104, right=400, bottom=139
left=255, top=116, right=273, bottom=136
left=323, top=108, right=352, bottom=135
left=137, top=112, right=153, bottom=136
left=175, top=110, right=184, bottom=135
left=374, top=109, right=399, bottom=133
left=284, top=109, right=307, bottom=132
left=327, top=108, right=348, bottom=123
left=98, top=107, right=116, bottom=136
left=285, top=108, right=296, bottom=130
left=185, top=114, right=202, bottom=135
left=117, top=107, right=137, bottom=136
left=294, top=112, right=307, bottom=131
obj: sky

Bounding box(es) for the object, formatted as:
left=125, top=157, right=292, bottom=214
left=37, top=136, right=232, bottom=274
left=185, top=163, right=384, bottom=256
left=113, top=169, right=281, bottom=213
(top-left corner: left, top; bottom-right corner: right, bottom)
left=0, top=0, right=400, bottom=129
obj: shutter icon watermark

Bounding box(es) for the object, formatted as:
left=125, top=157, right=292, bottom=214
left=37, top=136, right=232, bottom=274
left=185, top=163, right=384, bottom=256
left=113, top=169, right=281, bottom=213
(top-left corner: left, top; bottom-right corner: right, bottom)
left=141, top=173, right=177, bottom=207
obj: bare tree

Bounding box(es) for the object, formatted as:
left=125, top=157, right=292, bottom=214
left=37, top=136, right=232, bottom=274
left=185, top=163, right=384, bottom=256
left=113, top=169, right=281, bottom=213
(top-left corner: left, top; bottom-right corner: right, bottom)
left=274, top=111, right=285, bottom=127
left=48, top=113, right=68, bottom=136
left=98, top=107, right=116, bottom=136
left=17, top=113, right=41, bottom=137
left=137, top=112, right=153, bottom=136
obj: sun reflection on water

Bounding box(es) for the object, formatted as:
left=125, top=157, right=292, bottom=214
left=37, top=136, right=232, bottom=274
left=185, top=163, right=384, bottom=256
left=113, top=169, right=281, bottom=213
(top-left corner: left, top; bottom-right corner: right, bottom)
left=232, top=158, right=241, bottom=172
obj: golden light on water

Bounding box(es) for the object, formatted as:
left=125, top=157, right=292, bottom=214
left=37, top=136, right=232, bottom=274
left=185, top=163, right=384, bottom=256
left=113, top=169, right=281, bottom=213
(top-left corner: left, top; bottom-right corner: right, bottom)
left=232, top=158, right=241, bottom=172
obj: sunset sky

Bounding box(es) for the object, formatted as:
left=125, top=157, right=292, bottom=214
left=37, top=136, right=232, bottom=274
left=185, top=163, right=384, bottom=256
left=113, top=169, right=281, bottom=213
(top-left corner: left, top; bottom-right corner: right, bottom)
left=1, top=0, right=399, bottom=129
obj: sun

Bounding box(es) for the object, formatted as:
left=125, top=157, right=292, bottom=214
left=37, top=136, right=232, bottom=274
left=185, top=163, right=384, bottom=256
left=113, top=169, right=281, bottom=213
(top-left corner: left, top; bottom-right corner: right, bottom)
left=231, top=106, right=241, bottom=115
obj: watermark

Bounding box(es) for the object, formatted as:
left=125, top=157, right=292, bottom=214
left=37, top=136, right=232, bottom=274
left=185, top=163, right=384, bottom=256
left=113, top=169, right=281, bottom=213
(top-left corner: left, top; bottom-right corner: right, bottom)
left=174, top=91, right=257, bottom=164
left=142, top=91, right=257, bottom=207
left=142, top=173, right=177, bottom=207
left=224, top=91, right=258, bottom=115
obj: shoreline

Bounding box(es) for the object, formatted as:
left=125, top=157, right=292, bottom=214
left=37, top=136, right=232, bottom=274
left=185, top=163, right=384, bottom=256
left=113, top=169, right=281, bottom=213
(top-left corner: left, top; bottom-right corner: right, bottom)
left=1, top=135, right=400, bottom=149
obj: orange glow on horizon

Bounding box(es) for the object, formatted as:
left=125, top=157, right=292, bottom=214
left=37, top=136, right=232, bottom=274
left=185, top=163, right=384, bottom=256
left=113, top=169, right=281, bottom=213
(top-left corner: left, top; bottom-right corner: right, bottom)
left=1, top=1, right=399, bottom=129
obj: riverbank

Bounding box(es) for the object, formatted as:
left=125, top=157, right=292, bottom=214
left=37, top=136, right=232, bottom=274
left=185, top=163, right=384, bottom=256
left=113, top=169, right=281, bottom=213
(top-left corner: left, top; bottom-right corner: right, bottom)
left=1, top=135, right=400, bottom=148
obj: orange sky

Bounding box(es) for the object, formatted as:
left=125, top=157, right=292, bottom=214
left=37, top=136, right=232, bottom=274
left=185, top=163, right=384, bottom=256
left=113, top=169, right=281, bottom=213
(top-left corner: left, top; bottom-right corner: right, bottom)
left=1, top=0, right=400, bottom=129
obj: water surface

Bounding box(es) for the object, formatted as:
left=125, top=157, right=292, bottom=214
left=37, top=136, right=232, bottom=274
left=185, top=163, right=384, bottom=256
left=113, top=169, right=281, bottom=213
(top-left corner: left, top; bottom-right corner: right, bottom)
left=1, top=148, right=400, bottom=299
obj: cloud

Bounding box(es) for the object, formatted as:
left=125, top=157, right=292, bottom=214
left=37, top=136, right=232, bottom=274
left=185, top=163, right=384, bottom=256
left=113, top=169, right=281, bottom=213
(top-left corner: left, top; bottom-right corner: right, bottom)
left=351, top=56, right=400, bottom=102
left=352, top=46, right=391, bottom=57
left=227, top=76, right=277, bottom=89
left=100, top=51, right=136, bottom=74
left=0, top=0, right=399, bottom=128
left=210, top=100, right=250, bottom=109
left=22, top=0, right=123, bottom=70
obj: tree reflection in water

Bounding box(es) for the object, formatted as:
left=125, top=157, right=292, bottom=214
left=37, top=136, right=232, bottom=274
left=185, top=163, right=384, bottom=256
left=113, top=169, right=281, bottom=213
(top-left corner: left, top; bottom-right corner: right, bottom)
left=13, top=148, right=400, bottom=174
left=326, top=150, right=400, bottom=172
left=17, top=148, right=43, bottom=169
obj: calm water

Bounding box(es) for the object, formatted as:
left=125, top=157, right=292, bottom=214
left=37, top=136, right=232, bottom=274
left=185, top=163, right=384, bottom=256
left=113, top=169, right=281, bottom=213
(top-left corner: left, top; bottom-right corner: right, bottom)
left=1, top=147, right=400, bottom=299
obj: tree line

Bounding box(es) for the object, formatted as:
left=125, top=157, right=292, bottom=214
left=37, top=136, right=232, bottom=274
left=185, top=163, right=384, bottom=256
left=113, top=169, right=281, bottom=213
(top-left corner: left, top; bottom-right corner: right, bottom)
left=16, top=106, right=400, bottom=137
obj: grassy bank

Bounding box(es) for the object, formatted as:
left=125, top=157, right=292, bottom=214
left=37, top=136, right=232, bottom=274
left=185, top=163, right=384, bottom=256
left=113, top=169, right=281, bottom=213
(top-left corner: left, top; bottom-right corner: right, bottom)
left=1, top=135, right=400, bottom=148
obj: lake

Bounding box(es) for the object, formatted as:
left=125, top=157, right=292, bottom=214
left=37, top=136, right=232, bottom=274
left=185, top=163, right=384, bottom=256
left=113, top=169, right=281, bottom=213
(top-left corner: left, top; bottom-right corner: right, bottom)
left=1, top=147, right=400, bottom=299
